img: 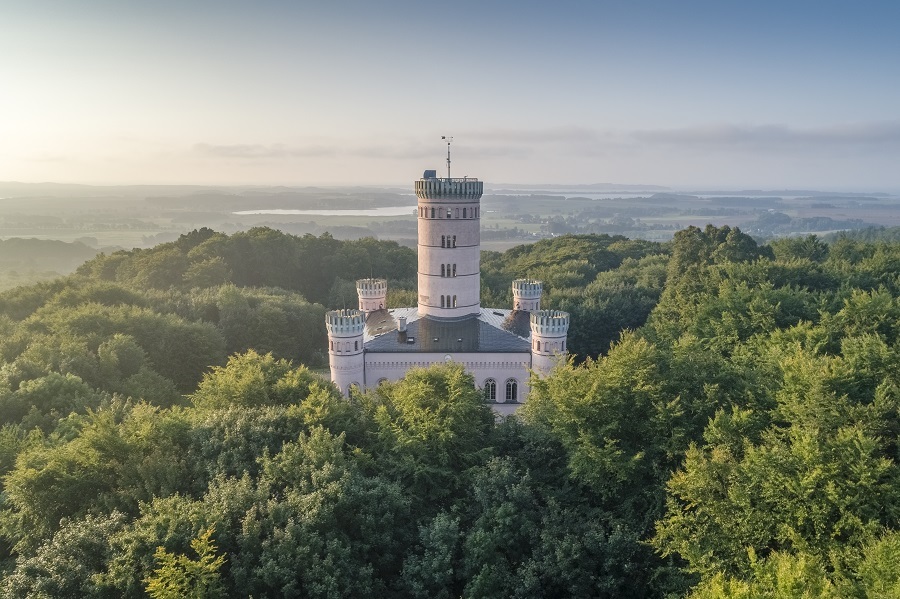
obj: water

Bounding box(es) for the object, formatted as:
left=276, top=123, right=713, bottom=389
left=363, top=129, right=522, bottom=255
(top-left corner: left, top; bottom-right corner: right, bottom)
left=234, top=206, right=416, bottom=216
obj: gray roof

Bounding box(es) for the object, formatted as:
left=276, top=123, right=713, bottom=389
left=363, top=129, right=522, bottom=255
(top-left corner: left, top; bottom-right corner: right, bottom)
left=363, top=307, right=532, bottom=353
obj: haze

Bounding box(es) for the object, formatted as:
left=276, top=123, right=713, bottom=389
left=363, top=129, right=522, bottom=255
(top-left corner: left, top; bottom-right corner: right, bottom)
left=2, top=0, right=899, bottom=190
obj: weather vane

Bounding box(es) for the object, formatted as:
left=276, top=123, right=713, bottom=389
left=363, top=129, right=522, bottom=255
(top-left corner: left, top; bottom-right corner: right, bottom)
left=441, top=136, right=453, bottom=179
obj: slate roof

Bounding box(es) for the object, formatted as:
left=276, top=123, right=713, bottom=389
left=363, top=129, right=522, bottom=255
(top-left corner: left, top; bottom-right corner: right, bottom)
left=363, top=307, right=532, bottom=353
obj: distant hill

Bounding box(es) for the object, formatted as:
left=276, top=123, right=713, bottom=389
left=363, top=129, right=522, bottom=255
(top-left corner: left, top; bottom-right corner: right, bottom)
left=0, top=238, right=99, bottom=289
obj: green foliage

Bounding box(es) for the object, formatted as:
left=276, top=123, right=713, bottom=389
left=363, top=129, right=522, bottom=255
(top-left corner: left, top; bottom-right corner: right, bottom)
left=1, top=402, right=192, bottom=553
left=366, top=364, right=494, bottom=506
left=686, top=551, right=839, bottom=599
left=855, top=531, right=900, bottom=598
left=190, top=350, right=325, bottom=410
left=653, top=348, right=900, bottom=579
left=145, top=527, right=226, bottom=599
left=1, top=512, right=127, bottom=598
left=4, top=226, right=900, bottom=597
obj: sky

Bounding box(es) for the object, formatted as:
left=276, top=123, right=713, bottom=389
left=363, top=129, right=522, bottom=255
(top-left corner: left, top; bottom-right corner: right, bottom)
left=2, top=0, right=900, bottom=190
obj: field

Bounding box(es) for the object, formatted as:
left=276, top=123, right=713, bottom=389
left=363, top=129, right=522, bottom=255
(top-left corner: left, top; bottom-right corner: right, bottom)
left=2, top=181, right=899, bottom=286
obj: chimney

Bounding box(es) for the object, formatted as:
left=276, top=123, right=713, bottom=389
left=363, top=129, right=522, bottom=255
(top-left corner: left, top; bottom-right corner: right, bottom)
left=398, top=317, right=407, bottom=332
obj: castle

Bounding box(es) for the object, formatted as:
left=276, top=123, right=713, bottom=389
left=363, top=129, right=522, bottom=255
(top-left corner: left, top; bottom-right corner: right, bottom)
left=325, top=151, right=569, bottom=414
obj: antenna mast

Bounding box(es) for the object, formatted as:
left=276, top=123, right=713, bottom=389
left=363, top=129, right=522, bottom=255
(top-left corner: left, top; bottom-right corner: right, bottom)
left=441, top=136, right=453, bottom=179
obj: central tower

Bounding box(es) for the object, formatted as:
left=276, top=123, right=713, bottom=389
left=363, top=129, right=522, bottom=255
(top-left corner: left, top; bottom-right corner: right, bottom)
left=415, top=140, right=483, bottom=318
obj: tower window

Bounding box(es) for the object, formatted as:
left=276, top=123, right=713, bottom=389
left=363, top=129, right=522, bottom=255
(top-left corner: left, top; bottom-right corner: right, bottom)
left=453, top=295, right=457, bottom=307
left=452, top=235, right=457, bottom=248
left=463, top=207, right=467, bottom=218
left=441, top=235, right=445, bottom=248
left=483, top=379, right=497, bottom=402
left=430, top=207, right=435, bottom=218
left=447, top=208, right=452, bottom=218
left=354, top=340, right=358, bottom=351
left=441, top=295, right=445, bottom=308
left=476, top=208, right=479, bottom=218
left=452, top=264, right=456, bottom=277
left=455, top=208, right=459, bottom=218
left=536, top=340, right=540, bottom=351
left=441, top=264, right=445, bottom=277
left=505, top=379, right=518, bottom=402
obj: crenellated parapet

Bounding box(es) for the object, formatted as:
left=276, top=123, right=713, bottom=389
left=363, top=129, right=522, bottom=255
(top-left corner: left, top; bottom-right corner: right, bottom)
left=530, top=310, right=569, bottom=337
left=356, top=278, right=387, bottom=313
left=512, top=279, right=542, bottom=311
left=415, top=177, right=483, bottom=202
left=326, top=309, right=365, bottom=338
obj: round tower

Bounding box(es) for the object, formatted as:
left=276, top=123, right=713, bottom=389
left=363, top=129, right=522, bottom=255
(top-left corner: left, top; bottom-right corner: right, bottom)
left=415, top=165, right=483, bottom=318
left=356, top=278, right=387, bottom=314
left=325, top=309, right=365, bottom=395
left=512, top=279, right=542, bottom=311
left=530, top=310, right=570, bottom=375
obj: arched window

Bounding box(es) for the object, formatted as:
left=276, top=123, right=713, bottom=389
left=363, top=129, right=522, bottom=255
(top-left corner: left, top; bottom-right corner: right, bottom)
left=483, top=378, right=497, bottom=402
left=447, top=208, right=451, bottom=218
left=455, top=208, right=459, bottom=218
left=535, top=340, right=540, bottom=351
left=505, top=379, right=518, bottom=402
left=476, top=208, right=479, bottom=217
left=349, top=382, right=361, bottom=395
left=430, top=207, right=435, bottom=218
left=441, top=295, right=445, bottom=308
left=377, top=378, right=389, bottom=386
left=354, top=340, right=358, bottom=351
left=453, top=295, right=457, bottom=307
left=452, top=264, right=457, bottom=277
left=441, top=235, right=445, bottom=248
left=562, top=341, right=566, bottom=351
left=441, top=264, right=445, bottom=277
left=452, top=235, right=457, bottom=247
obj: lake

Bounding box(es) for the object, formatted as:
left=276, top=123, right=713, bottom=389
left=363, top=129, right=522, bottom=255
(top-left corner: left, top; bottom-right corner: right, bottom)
left=234, top=206, right=417, bottom=216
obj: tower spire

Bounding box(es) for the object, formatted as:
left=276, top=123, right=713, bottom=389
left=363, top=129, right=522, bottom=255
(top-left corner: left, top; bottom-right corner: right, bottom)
left=441, top=135, right=453, bottom=179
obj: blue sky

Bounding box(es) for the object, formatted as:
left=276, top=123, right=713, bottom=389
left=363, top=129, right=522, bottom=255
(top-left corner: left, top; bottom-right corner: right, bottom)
left=2, top=0, right=899, bottom=189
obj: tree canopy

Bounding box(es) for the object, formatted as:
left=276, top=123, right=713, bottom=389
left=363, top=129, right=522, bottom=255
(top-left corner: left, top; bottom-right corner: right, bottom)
left=0, top=225, right=899, bottom=597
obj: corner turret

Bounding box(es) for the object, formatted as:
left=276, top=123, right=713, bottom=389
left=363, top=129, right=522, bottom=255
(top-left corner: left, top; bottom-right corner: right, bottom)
left=356, top=278, right=387, bottom=314
left=512, top=279, right=542, bottom=311
left=529, top=309, right=569, bottom=375
left=325, top=309, right=365, bottom=395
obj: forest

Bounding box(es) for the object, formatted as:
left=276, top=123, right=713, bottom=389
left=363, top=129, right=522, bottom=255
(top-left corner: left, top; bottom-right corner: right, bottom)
left=0, top=224, right=899, bottom=597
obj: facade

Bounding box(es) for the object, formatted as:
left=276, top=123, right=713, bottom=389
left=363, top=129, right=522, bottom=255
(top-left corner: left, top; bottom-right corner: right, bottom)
left=326, top=166, right=569, bottom=414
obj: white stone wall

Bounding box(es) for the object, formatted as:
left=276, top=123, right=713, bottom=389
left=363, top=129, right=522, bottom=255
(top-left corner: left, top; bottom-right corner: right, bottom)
left=363, top=350, right=532, bottom=410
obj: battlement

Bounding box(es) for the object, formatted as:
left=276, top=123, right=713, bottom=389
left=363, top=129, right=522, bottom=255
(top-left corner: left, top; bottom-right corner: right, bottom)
left=512, top=279, right=542, bottom=311
left=325, top=309, right=365, bottom=336
left=530, top=310, right=570, bottom=336
left=415, top=178, right=483, bottom=201
left=512, top=279, right=542, bottom=298
left=356, top=278, right=387, bottom=297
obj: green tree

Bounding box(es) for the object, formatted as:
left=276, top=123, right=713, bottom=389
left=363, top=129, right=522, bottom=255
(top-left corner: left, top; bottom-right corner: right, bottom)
left=145, top=527, right=226, bottom=599
left=365, top=364, right=494, bottom=508
left=190, top=350, right=324, bottom=410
